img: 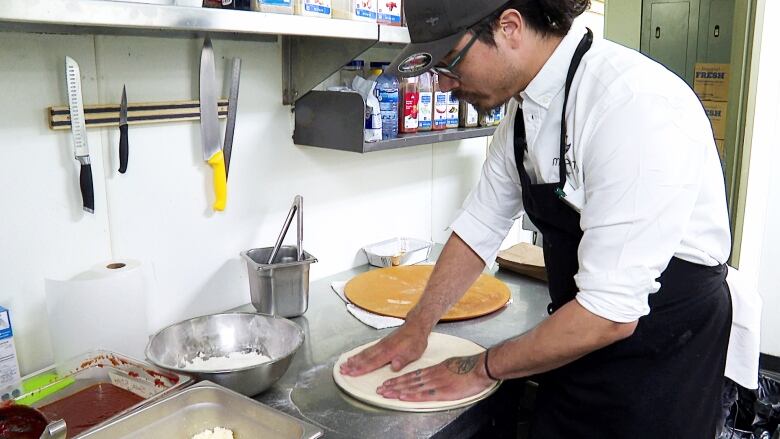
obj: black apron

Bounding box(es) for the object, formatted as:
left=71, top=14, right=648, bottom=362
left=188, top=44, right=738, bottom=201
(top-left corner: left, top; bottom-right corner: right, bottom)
left=518, top=29, right=733, bottom=439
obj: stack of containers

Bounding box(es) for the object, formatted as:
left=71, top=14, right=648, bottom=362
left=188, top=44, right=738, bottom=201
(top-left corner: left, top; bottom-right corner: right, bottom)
left=333, top=0, right=377, bottom=21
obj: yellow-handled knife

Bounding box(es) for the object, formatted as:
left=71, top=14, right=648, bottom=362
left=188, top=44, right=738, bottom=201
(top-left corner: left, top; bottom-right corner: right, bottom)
left=199, top=37, right=226, bottom=211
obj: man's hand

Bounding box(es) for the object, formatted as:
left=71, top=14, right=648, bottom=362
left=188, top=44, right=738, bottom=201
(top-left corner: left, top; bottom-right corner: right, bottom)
left=339, top=325, right=429, bottom=376
left=376, top=352, right=496, bottom=402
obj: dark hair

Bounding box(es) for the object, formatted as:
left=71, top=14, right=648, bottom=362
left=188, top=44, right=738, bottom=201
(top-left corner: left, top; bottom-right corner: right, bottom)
left=471, top=0, right=591, bottom=44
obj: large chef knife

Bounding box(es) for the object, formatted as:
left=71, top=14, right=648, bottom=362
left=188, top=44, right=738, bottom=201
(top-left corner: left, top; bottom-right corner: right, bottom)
left=223, top=57, right=241, bottom=180
left=118, top=85, right=129, bottom=174
left=199, top=38, right=226, bottom=211
left=65, top=56, right=94, bottom=214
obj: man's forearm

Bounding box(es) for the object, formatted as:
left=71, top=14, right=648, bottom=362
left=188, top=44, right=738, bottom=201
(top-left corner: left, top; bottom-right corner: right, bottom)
left=487, top=300, right=638, bottom=379
left=405, top=232, right=486, bottom=333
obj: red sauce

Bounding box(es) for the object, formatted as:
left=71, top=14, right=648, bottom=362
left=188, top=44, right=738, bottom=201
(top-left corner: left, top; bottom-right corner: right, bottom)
left=39, top=383, right=144, bottom=436
left=0, top=405, right=48, bottom=439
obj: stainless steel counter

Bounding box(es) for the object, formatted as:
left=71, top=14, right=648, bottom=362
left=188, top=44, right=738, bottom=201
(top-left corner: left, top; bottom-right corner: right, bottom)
left=233, top=250, right=551, bottom=439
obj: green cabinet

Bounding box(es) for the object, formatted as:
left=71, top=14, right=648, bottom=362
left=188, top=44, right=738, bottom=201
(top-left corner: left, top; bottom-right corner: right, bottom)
left=641, top=0, right=701, bottom=84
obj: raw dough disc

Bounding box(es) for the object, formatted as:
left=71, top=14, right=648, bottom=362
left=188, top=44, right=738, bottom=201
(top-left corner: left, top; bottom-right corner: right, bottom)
left=332, top=332, right=500, bottom=412
left=344, top=265, right=511, bottom=321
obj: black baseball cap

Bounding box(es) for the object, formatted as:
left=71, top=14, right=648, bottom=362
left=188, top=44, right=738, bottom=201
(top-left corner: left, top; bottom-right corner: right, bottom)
left=387, top=0, right=509, bottom=78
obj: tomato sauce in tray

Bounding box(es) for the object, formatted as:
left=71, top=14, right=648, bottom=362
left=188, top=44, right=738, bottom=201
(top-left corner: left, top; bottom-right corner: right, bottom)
left=39, top=383, right=144, bottom=437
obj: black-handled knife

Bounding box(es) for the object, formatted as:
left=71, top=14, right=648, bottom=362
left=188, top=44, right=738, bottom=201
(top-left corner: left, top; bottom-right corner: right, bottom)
left=79, top=158, right=95, bottom=213
left=66, top=56, right=95, bottom=214
left=118, top=85, right=129, bottom=174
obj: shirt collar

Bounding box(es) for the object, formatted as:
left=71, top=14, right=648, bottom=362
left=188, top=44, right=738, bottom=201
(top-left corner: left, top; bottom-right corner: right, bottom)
left=520, top=24, right=588, bottom=110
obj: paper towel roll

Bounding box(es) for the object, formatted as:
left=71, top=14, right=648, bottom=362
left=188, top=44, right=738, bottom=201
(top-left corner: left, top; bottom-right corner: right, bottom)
left=44, top=260, right=149, bottom=365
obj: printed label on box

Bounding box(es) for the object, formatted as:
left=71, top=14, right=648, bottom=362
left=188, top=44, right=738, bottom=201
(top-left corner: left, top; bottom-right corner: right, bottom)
left=702, top=100, right=728, bottom=140
left=694, top=63, right=730, bottom=102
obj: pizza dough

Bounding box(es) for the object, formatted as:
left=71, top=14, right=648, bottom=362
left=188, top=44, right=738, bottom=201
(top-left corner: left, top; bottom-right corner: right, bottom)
left=332, top=332, right=500, bottom=412
left=344, top=265, right=511, bottom=321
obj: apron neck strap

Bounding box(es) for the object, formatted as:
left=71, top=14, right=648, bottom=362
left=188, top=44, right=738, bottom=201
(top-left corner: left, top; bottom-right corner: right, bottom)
left=557, top=28, right=594, bottom=192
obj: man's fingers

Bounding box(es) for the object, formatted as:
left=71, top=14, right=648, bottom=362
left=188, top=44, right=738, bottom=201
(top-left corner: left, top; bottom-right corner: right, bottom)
left=340, top=343, right=395, bottom=376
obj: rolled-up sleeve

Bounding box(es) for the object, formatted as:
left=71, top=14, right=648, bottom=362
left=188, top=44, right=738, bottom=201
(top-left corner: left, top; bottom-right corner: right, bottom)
left=574, top=91, right=715, bottom=323
left=450, top=110, right=524, bottom=266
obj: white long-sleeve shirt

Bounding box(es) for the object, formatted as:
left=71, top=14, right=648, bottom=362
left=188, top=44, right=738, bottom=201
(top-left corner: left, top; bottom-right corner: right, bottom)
left=450, top=24, right=732, bottom=324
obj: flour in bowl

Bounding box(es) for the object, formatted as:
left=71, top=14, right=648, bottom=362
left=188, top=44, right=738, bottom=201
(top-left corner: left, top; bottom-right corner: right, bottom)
left=191, top=427, right=234, bottom=439
left=182, top=351, right=272, bottom=371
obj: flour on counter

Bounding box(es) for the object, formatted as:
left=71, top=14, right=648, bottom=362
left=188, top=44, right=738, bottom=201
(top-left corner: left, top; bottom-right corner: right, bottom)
left=182, top=351, right=272, bottom=371
left=191, top=427, right=234, bottom=439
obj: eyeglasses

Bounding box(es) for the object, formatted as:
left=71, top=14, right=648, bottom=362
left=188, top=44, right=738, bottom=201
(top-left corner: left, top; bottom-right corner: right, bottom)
left=432, top=32, right=480, bottom=80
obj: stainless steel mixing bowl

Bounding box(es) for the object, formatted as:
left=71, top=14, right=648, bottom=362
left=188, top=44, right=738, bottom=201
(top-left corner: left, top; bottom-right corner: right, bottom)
left=145, top=312, right=304, bottom=397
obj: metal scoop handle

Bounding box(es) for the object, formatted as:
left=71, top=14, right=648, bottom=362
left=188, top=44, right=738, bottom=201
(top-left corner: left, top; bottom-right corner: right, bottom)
left=267, top=195, right=303, bottom=264
left=40, top=419, right=67, bottom=439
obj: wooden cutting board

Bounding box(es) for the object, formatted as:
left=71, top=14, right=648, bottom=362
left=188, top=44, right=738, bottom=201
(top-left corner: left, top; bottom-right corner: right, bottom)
left=344, top=265, right=511, bottom=321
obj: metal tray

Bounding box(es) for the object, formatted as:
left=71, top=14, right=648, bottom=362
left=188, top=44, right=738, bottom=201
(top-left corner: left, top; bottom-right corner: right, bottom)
left=362, top=237, right=433, bottom=267
left=80, top=381, right=323, bottom=439
left=15, top=350, right=192, bottom=437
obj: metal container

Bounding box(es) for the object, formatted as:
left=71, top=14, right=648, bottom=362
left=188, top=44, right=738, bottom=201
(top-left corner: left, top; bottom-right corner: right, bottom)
left=79, top=381, right=323, bottom=439
left=241, top=245, right=317, bottom=317
left=145, top=312, right=303, bottom=397
left=362, top=237, right=433, bottom=267
left=14, top=350, right=191, bottom=438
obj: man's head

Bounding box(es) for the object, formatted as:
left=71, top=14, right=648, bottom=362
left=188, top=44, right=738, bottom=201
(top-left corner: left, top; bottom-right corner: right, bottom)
left=388, top=0, right=590, bottom=111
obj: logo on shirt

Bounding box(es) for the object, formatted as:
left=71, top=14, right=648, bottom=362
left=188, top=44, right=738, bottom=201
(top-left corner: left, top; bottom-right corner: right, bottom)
left=553, top=137, right=577, bottom=175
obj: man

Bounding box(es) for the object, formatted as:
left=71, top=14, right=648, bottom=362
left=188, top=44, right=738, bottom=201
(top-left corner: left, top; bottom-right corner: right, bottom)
left=340, top=1, right=733, bottom=437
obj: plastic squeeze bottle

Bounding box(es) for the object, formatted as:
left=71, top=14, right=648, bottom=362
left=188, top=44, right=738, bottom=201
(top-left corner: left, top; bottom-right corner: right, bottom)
left=432, top=73, right=448, bottom=131
left=417, top=71, right=433, bottom=132
left=398, top=76, right=419, bottom=134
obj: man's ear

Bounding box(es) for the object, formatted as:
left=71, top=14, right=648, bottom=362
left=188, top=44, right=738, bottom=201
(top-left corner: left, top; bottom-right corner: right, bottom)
left=498, top=9, right=524, bottom=48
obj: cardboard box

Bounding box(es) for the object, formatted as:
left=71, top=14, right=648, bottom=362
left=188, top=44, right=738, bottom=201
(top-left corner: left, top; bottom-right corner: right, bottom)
left=716, top=139, right=726, bottom=164
left=695, top=63, right=730, bottom=102
left=0, top=306, right=22, bottom=401
left=702, top=100, right=728, bottom=141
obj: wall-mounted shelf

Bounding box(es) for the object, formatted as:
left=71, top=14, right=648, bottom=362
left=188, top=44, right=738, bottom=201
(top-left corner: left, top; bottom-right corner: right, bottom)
left=0, top=0, right=378, bottom=40
left=293, top=91, right=496, bottom=153
left=378, top=25, right=410, bottom=44
left=0, top=0, right=412, bottom=105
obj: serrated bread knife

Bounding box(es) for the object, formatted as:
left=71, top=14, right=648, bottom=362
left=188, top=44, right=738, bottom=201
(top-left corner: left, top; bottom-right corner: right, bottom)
left=65, top=56, right=94, bottom=214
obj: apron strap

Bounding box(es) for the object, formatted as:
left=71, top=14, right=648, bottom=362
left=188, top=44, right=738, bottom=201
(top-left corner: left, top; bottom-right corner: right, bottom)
left=556, top=29, right=593, bottom=195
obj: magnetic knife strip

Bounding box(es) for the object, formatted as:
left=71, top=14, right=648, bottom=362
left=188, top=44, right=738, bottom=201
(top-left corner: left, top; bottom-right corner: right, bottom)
left=48, top=99, right=228, bottom=130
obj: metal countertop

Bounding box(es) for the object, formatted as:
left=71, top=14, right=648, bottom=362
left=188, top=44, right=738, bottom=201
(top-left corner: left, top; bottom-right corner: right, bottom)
left=233, top=249, right=551, bottom=439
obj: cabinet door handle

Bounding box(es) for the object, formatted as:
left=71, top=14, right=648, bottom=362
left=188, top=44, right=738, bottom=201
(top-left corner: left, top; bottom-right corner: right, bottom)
left=714, top=25, right=720, bottom=37
left=656, top=26, right=661, bottom=39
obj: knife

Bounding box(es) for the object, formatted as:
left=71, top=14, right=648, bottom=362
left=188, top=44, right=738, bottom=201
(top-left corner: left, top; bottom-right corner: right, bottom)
left=65, top=56, right=94, bottom=214
left=224, top=58, right=241, bottom=180
left=118, top=85, right=129, bottom=174
left=199, top=38, right=227, bottom=211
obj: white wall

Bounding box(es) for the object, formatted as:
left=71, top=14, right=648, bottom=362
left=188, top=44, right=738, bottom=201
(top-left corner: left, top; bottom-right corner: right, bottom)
left=0, top=31, right=489, bottom=374
left=739, top=0, right=780, bottom=356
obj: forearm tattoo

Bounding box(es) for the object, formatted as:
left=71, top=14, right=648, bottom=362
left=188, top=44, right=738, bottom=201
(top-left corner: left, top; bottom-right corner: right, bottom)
left=444, top=355, right=479, bottom=375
